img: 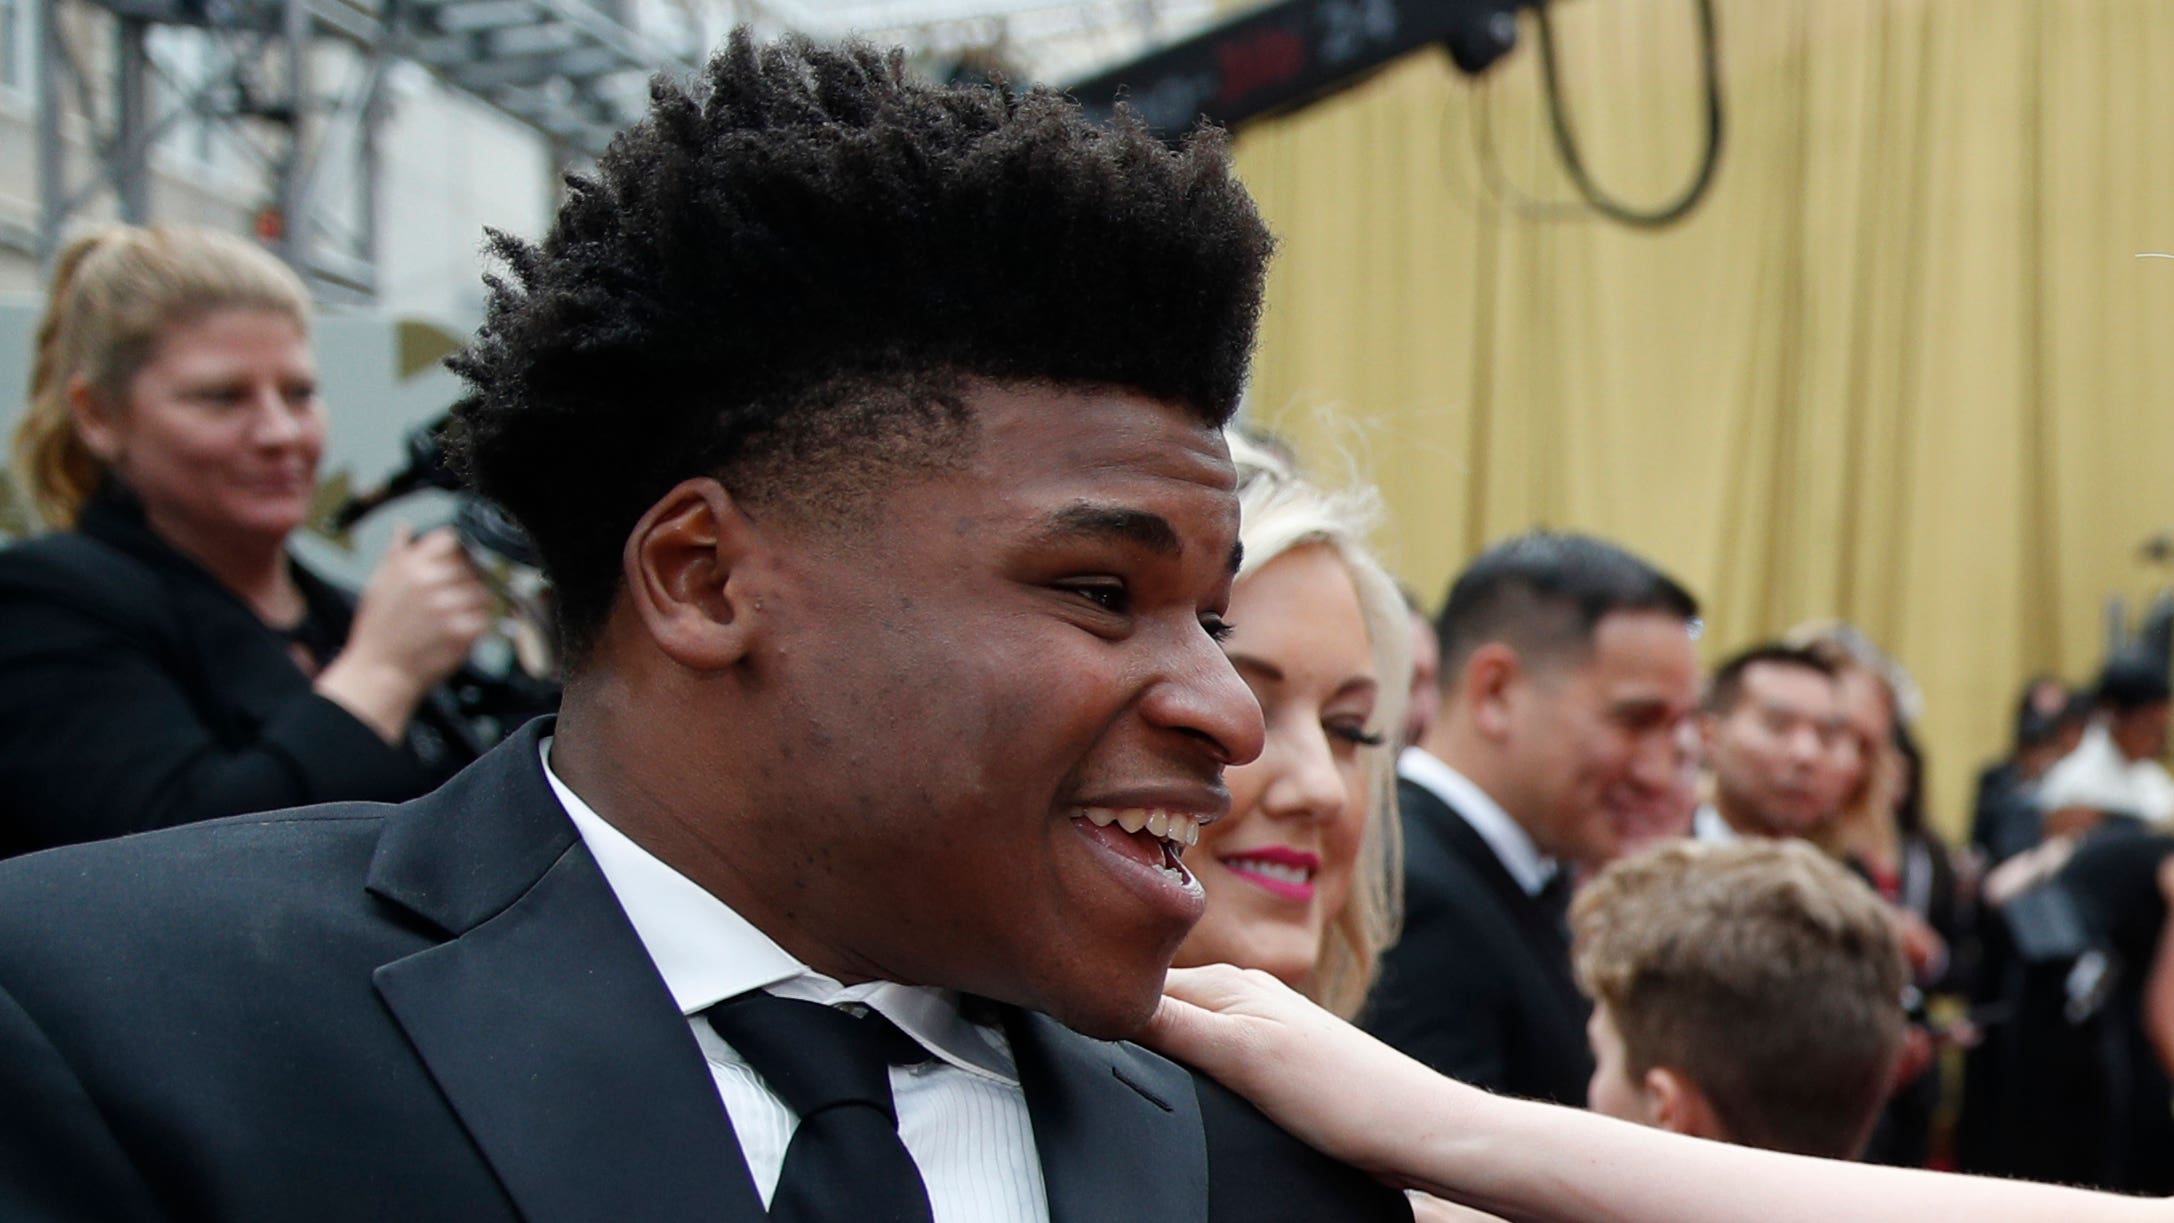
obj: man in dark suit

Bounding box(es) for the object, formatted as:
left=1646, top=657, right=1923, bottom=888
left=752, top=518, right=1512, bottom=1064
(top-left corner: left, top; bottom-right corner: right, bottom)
left=1364, top=533, right=1701, bottom=1106
left=0, top=32, right=1407, bottom=1223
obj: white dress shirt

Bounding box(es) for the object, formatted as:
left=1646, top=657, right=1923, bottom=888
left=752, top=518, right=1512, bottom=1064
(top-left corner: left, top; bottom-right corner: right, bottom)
left=542, top=744, right=1050, bottom=1223
left=1397, top=746, right=1557, bottom=896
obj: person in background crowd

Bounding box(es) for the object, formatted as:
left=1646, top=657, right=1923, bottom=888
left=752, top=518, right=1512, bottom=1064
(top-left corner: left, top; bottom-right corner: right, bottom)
left=1789, top=622, right=1968, bottom=1170
left=2057, top=825, right=2174, bottom=1194
left=1977, top=818, right=2174, bottom=1195
left=1172, top=431, right=1410, bottom=1021
left=0, top=34, right=1411, bottom=1221
left=1972, top=677, right=2088, bottom=865
left=1955, top=676, right=2089, bottom=1181
left=2037, top=655, right=2174, bottom=835
left=1146, top=963, right=2174, bottom=1223
left=1693, top=643, right=1845, bottom=843
left=1370, top=531, right=1701, bottom=1106
left=1400, top=585, right=1442, bottom=750
left=1967, top=664, right=2173, bottom=1187
left=0, top=224, right=493, bottom=858
left=1573, top=839, right=1908, bottom=1160
left=1786, top=624, right=1963, bottom=977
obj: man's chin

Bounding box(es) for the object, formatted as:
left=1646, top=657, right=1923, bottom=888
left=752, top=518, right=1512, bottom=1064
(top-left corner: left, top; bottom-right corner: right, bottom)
left=1031, top=975, right=1166, bottom=1042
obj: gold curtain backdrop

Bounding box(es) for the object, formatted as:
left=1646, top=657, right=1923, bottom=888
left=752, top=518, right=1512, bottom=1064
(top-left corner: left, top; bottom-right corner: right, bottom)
left=1231, top=0, right=2174, bottom=840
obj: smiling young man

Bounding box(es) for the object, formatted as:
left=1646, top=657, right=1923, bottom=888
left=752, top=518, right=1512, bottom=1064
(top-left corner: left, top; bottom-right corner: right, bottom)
left=1367, top=531, right=1702, bottom=1107
left=0, top=33, right=1408, bottom=1223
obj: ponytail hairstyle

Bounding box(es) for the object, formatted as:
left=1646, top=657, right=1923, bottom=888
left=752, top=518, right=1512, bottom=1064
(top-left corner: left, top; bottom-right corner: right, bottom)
left=13, top=225, right=311, bottom=529
left=1226, top=428, right=1411, bottom=1020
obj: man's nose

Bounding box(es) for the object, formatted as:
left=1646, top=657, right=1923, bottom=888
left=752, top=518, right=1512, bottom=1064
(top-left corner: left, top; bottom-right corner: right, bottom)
left=1140, top=628, right=1265, bottom=767
left=1785, top=725, right=1827, bottom=767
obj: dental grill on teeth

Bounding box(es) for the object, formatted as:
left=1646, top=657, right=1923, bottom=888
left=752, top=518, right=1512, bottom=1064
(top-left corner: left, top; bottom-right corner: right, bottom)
left=1081, top=807, right=1201, bottom=847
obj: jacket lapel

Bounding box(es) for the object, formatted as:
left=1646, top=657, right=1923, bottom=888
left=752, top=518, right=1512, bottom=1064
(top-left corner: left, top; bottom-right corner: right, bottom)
left=366, top=723, right=765, bottom=1223
left=1005, top=1008, right=1208, bottom=1223
left=1420, top=790, right=1589, bottom=1018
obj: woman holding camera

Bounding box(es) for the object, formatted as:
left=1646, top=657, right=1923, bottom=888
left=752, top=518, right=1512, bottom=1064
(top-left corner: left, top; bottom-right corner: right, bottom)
left=0, top=224, right=492, bottom=858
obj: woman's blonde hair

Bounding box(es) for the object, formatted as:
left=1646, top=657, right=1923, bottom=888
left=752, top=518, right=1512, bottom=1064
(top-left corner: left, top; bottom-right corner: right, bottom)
left=13, top=224, right=311, bottom=529
left=1226, top=428, right=1411, bottom=1019
left=1782, top=619, right=1916, bottom=855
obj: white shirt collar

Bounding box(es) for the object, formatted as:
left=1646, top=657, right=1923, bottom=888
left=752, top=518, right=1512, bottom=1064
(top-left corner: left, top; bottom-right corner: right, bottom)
left=1692, top=803, right=1739, bottom=843
left=1398, top=745, right=1556, bottom=896
left=540, top=740, right=1018, bottom=1084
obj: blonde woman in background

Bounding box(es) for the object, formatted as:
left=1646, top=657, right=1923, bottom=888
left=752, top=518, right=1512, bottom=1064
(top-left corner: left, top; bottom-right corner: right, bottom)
left=1783, top=622, right=1968, bottom=1168
left=1170, top=430, right=1408, bottom=1019
left=0, top=224, right=492, bottom=858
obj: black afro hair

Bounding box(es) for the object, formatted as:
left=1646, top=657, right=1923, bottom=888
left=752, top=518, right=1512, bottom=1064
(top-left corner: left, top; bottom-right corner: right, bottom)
left=448, top=30, right=1274, bottom=661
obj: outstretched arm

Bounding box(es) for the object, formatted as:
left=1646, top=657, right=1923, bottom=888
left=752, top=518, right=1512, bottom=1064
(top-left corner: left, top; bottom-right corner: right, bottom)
left=1144, top=965, right=2173, bottom=1223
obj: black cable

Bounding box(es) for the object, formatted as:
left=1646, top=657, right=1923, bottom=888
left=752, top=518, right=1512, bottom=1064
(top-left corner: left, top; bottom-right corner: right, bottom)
left=1471, top=77, right=1589, bottom=221
left=1531, top=0, right=1724, bottom=228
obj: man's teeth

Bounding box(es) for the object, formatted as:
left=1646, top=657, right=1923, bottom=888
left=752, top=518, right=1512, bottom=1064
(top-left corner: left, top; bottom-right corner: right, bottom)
left=1081, top=807, right=1201, bottom=846
left=1226, top=857, right=1314, bottom=885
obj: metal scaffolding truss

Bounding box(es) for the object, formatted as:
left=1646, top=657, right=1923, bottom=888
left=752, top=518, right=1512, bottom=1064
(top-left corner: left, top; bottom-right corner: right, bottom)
left=409, top=0, right=684, bottom=148
left=36, top=0, right=695, bottom=301
left=746, top=0, right=1218, bottom=85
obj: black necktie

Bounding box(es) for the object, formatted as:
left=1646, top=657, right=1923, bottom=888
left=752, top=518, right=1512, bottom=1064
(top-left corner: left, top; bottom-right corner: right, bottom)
left=703, top=991, right=936, bottom=1223
left=1536, top=869, right=1574, bottom=940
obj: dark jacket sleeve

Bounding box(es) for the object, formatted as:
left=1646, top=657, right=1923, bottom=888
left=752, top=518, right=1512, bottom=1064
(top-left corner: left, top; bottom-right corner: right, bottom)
left=0, top=540, right=425, bottom=857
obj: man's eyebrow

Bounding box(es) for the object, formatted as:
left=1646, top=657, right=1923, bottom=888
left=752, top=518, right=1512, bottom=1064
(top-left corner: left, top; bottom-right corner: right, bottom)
left=1609, top=696, right=1681, bottom=720
left=1756, top=697, right=1829, bottom=720
left=1026, top=504, right=1243, bottom=575
left=1023, top=505, right=1171, bottom=553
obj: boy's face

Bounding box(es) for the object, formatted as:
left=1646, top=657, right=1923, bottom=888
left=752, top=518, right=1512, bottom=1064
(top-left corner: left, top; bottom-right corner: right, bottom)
left=736, top=384, right=1265, bottom=1039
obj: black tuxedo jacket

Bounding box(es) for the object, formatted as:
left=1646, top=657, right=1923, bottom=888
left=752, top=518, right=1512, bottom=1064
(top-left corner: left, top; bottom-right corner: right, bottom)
left=0, top=483, right=479, bottom=858
left=1362, top=776, right=1593, bottom=1106
left=0, top=721, right=1407, bottom=1222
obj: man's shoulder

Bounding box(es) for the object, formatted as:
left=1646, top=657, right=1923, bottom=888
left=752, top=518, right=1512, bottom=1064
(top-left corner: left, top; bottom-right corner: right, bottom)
left=1188, top=1068, right=1411, bottom=1220
left=0, top=797, right=392, bottom=875
left=998, top=1009, right=1408, bottom=1220
left=1116, top=1037, right=1406, bottom=1222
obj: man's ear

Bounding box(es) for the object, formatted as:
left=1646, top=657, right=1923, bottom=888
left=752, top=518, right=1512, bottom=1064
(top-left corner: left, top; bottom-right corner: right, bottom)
left=622, top=478, right=769, bottom=671
left=1644, top=1066, right=1726, bottom=1143
left=1462, top=642, right=1522, bottom=740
